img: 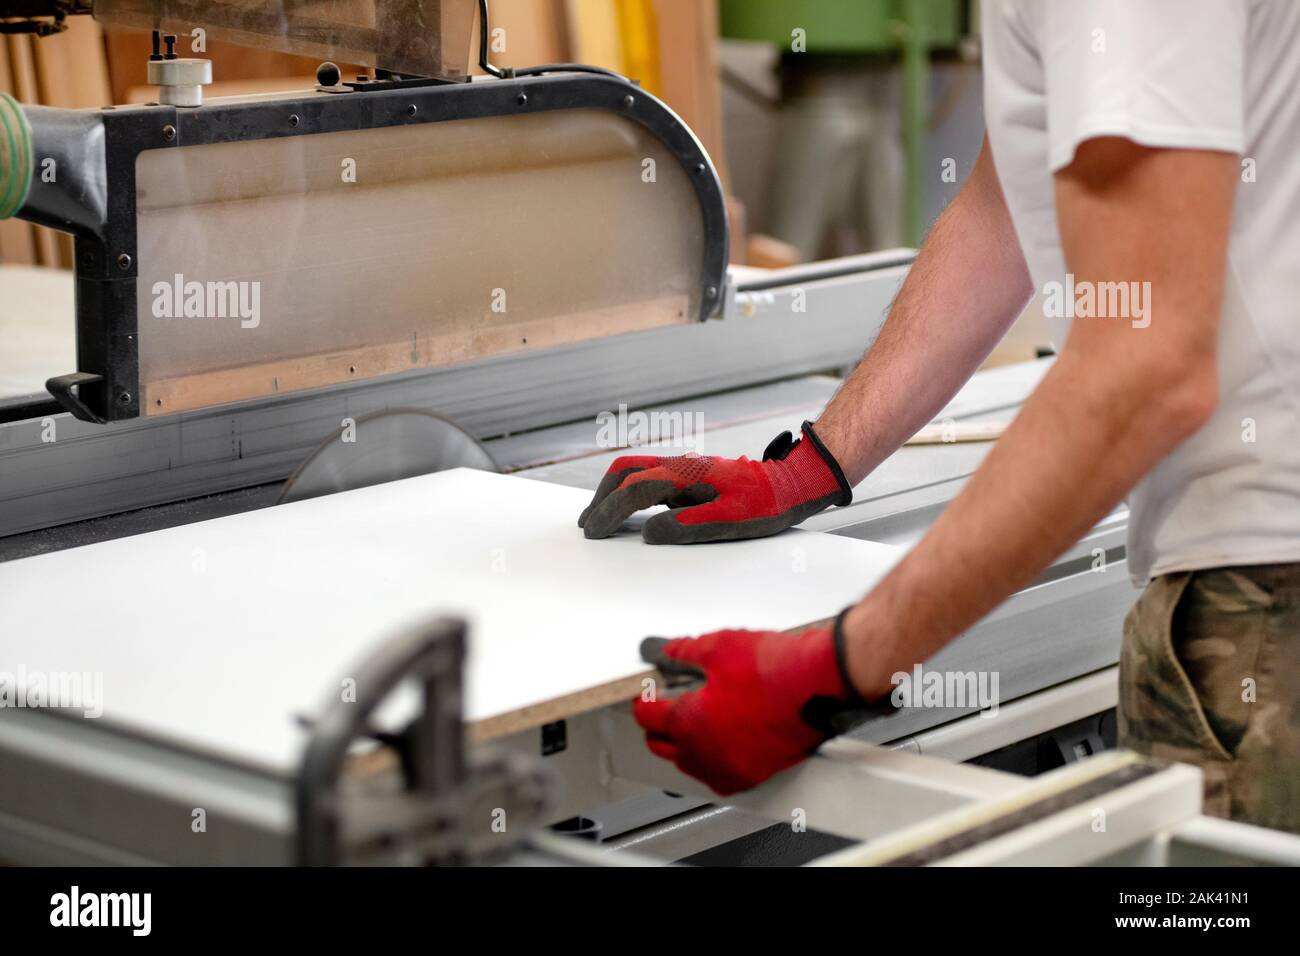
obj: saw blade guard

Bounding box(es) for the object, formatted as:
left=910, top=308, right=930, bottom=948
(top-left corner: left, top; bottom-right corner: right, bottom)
left=20, top=68, right=727, bottom=423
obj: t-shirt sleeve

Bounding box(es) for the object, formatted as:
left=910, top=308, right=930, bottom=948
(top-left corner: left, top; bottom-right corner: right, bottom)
left=1040, top=0, right=1247, bottom=171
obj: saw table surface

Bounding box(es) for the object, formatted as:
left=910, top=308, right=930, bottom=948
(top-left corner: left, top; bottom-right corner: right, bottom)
left=0, top=469, right=899, bottom=774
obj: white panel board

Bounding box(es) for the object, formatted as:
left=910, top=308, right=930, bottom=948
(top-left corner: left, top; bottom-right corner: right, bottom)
left=0, top=469, right=900, bottom=773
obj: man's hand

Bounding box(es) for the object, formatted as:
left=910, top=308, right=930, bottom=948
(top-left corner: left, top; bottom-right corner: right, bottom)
left=634, top=618, right=881, bottom=796
left=578, top=422, right=851, bottom=544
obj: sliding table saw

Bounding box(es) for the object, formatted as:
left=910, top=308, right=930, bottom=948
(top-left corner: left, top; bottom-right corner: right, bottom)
left=2, top=0, right=1298, bottom=866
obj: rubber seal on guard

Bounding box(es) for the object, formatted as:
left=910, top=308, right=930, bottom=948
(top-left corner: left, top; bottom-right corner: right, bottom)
left=0, top=93, right=32, bottom=221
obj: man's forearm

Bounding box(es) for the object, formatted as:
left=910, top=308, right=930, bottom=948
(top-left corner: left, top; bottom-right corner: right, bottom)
left=816, top=138, right=1034, bottom=486
left=837, top=141, right=1236, bottom=702
left=839, top=344, right=1216, bottom=699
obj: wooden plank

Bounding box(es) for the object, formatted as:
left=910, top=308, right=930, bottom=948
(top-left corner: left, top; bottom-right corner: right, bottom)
left=747, top=233, right=802, bottom=270
left=55, top=232, right=75, bottom=270
left=565, top=0, right=625, bottom=72
left=652, top=0, right=729, bottom=189
left=905, top=420, right=1008, bottom=446
left=0, top=469, right=900, bottom=771
left=142, top=295, right=689, bottom=415
left=30, top=226, right=59, bottom=267
left=4, top=34, right=38, bottom=101
left=0, top=221, right=36, bottom=266
left=0, top=30, right=14, bottom=93
left=31, top=15, right=112, bottom=108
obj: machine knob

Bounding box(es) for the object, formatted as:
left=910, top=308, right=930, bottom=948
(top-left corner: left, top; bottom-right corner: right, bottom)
left=146, top=55, right=213, bottom=108
left=316, top=62, right=342, bottom=87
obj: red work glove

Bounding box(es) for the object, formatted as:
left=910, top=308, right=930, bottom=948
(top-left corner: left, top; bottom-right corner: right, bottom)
left=634, top=612, right=892, bottom=796
left=578, top=421, right=852, bottom=544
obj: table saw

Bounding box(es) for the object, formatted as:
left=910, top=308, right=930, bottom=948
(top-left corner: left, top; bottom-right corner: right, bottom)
left=2, top=0, right=1297, bottom=867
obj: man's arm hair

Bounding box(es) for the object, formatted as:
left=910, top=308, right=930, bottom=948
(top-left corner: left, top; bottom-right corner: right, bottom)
left=815, top=134, right=1035, bottom=486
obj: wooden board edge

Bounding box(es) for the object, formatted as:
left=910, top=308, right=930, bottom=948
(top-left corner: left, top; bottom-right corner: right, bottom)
left=467, top=669, right=653, bottom=743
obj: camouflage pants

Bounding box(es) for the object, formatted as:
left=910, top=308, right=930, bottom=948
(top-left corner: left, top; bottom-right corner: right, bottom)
left=1119, top=564, right=1300, bottom=835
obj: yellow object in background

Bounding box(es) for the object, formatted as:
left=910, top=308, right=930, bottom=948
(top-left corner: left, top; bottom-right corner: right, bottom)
left=564, top=0, right=625, bottom=73
left=564, top=0, right=666, bottom=98
left=615, top=0, right=662, bottom=97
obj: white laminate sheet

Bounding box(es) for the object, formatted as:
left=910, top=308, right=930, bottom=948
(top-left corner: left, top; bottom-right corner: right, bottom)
left=0, top=469, right=900, bottom=773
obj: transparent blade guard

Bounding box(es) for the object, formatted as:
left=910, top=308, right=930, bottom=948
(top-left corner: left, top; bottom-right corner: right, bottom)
left=133, top=107, right=706, bottom=414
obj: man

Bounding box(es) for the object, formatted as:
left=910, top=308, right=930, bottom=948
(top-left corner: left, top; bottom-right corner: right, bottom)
left=580, top=0, right=1300, bottom=834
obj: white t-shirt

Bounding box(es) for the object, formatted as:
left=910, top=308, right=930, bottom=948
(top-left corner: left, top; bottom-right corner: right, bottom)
left=982, top=0, right=1300, bottom=584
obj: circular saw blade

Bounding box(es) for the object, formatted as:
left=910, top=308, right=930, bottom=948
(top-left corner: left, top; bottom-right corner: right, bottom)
left=279, top=409, right=497, bottom=504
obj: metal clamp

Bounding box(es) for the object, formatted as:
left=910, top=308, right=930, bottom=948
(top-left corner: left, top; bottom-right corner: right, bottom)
left=296, top=616, right=554, bottom=866
left=44, top=372, right=106, bottom=424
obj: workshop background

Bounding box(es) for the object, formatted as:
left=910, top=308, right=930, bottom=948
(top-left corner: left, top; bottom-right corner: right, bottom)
left=0, top=0, right=1050, bottom=387
left=6, top=0, right=1300, bottom=873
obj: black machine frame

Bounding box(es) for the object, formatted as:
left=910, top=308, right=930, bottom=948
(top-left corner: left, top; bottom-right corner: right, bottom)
left=41, top=71, right=730, bottom=424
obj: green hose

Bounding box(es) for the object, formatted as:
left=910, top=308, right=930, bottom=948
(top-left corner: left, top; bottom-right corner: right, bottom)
left=0, top=92, right=33, bottom=221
